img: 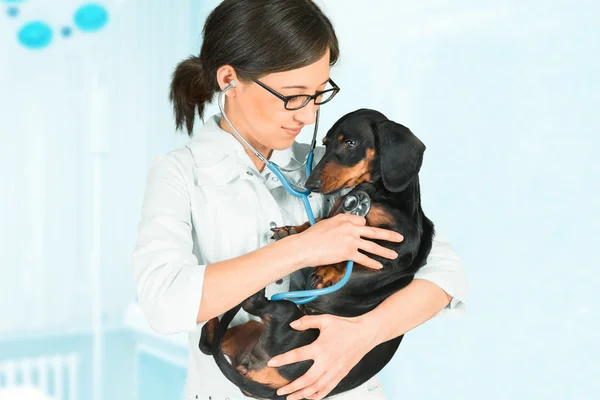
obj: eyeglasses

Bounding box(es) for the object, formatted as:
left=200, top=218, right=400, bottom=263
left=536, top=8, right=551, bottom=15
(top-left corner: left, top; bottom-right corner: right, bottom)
left=252, top=78, right=340, bottom=111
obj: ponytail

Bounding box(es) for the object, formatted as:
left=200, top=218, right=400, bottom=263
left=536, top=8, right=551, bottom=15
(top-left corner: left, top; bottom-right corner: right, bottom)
left=169, top=56, right=216, bottom=137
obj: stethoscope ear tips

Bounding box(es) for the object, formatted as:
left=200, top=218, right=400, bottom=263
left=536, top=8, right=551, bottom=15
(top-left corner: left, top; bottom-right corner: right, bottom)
left=221, top=80, right=236, bottom=92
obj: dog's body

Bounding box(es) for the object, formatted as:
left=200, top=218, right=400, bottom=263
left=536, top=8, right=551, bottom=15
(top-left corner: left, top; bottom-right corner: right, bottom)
left=200, top=109, right=435, bottom=399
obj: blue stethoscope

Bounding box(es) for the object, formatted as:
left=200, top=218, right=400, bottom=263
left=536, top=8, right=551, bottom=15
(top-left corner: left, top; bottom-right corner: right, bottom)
left=218, top=82, right=371, bottom=305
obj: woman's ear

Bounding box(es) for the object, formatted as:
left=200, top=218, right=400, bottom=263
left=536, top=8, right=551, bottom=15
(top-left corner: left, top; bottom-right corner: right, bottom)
left=216, top=65, right=239, bottom=95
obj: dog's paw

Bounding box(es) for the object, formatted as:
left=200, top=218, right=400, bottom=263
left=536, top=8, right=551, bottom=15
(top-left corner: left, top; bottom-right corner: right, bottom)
left=270, top=221, right=317, bottom=240
left=310, top=263, right=346, bottom=289
left=270, top=225, right=298, bottom=241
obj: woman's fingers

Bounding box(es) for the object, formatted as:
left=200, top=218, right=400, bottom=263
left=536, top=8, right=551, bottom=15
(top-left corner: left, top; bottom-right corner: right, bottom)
left=356, top=225, right=404, bottom=243
left=357, top=238, right=398, bottom=260
left=301, top=213, right=403, bottom=269
left=352, top=252, right=383, bottom=270
left=349, top=226, right=403, bottom=268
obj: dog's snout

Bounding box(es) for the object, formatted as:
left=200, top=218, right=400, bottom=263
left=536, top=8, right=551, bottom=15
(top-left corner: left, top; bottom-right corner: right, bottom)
left=305, top=166, right=322, bottom=192
left=305, top=179, right=321, bottom=192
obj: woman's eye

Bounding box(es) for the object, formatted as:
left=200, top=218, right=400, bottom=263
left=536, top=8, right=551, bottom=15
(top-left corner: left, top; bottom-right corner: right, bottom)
left=344, top=140, right=356, bottom=149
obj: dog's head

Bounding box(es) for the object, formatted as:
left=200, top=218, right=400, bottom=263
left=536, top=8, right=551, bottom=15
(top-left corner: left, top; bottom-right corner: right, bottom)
left=305, top=108, right=426, bottom=194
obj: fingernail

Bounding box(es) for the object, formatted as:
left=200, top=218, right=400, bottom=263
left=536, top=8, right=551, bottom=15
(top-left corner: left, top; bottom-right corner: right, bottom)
left=290, top=320, right=301, bottom=328
left=377, top=262, right=383, bottom=269
left=268, top=359, right=278, bottom=367
left=390, top=251, right=398, bottom=259
left=397, top=234, right=404, bottom=241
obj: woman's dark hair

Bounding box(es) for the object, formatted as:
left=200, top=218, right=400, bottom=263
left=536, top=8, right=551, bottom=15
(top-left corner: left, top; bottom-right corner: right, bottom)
left=169, top=0, right=339, bottom=136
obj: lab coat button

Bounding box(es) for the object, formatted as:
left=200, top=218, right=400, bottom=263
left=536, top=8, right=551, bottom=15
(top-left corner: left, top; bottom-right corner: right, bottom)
left=276, top=279, right=283, bottom=284
left=272, top=176, right=278, bottom=181
left=270, top=221, right=277, bottom=229
left=246, top=171, right=253, bottom=176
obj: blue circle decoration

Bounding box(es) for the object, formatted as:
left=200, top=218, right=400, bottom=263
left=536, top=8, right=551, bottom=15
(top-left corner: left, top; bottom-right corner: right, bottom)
left=61, top=26, right=72, bottom=38
left=7, top=6, right=18, bottom=17
left=73, top=3, right=108, bottom=32
left=17, top=21, right=53, bottom=49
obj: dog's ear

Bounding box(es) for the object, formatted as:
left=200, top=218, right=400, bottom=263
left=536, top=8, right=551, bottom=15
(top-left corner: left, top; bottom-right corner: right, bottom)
left=375, top=120, right=425, bottom=192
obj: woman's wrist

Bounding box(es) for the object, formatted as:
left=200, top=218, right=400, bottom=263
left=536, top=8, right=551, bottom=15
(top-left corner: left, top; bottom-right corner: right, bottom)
left=356, top=310, right=386, bottom=347
left=270, top=234, right=308, bottom=273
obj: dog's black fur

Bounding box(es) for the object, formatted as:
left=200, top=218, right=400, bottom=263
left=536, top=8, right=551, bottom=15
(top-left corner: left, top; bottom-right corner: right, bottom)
left=199, top=108, right=435, bottom=399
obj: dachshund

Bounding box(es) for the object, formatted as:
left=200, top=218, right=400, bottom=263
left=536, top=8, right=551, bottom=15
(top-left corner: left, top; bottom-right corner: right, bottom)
left=199, top=108, right=435, bottom=399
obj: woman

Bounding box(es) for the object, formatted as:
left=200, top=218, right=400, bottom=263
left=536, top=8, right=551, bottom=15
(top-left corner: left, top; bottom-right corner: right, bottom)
left=132, top=1, right=467, bottom=399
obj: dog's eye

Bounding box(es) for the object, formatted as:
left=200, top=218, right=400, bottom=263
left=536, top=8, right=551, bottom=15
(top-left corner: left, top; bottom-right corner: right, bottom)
left=344, top=140, right=356, bottom=149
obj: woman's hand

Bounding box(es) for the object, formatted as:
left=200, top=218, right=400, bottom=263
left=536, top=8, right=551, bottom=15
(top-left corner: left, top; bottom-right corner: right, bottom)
left=266, top=314, right=378, bottom=400
left=292, top=214, right=403, bottom=270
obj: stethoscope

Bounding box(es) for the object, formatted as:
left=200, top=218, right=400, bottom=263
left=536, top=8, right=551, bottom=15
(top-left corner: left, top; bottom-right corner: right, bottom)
left=218, top=81, right=371, bottom=305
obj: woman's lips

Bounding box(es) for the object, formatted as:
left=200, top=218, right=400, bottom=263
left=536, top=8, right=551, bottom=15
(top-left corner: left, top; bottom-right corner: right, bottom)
left=282, top=127, right=302, bottom=136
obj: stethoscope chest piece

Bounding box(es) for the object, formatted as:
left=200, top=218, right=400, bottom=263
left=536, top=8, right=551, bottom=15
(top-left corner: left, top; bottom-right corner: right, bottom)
left=342, top=190, right=371, bottom=217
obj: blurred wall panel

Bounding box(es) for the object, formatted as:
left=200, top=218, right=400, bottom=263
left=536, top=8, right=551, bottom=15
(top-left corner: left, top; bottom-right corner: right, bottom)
left=0, top=0, right=193, bottom=333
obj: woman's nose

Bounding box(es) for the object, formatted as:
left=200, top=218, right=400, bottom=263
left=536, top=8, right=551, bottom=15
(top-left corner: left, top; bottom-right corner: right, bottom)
left=294, top=102, right=319, bottom=125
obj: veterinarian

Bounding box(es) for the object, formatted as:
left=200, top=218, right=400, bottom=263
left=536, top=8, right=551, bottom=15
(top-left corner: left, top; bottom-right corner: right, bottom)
left=132, top=1, right=467, bottom=399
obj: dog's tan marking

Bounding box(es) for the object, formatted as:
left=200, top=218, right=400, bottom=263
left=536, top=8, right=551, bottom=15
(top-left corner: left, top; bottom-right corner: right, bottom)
left=204, top=317, right=219, bottom=344
left=337, top=134, right=344, bottom=142
left=221, top=320, right=264, bottom=361
left=210, top=318, right=291, bottom=389
left=245, top=366, right=291, bottom=388
left=366, top=204, right=396, bottom=227
left=311, top=262, right=347, bottom=288
left=320, top=148, right=376, bottom=193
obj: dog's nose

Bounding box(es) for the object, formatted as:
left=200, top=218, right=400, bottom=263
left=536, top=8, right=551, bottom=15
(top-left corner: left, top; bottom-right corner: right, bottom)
left=305, top=179, right=322, bottom=192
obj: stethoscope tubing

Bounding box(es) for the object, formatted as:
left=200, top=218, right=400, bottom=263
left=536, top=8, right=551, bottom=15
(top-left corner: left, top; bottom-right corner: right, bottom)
left=217, top=84, right=354, bottom=304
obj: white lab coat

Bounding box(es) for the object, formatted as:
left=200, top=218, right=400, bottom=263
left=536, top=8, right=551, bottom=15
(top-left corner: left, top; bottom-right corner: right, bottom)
left=132, top=115, right=468, bottom=400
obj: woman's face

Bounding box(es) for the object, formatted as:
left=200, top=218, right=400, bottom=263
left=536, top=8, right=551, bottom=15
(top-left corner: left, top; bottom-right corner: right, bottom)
left=222, top=49, right=332, bottom=152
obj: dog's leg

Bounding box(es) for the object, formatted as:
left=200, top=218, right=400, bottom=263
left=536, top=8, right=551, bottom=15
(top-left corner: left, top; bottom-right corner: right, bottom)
left=230, top=289, right=318, bottom=388
left=270, top=219, right=322, bottom=240
left=199, top=317, right=219, bottom=355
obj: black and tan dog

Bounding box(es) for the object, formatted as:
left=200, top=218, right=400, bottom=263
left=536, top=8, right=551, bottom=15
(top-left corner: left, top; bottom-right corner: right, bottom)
left=200, top=108, right=435, bottom=399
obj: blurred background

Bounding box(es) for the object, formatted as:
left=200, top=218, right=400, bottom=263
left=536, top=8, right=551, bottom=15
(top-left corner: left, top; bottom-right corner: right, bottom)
left=0, top=0, right=598, bottom=399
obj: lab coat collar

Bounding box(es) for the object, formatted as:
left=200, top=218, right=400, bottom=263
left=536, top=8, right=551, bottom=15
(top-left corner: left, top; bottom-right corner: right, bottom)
left=186, top=114, right=302, bottom=186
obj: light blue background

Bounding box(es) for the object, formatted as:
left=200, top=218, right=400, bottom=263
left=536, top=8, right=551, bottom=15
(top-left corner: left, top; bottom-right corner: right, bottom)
left=1, top=1, right=598, bottom=399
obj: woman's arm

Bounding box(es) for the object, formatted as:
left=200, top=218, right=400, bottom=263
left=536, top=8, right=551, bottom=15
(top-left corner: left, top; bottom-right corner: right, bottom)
left=132, top=155, right=307, bottom=334
left=361, top=231, right=468, bottom=340
left=198, top=238, right=306, bottom=323
left=359, top=279, right=452, bottom=344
